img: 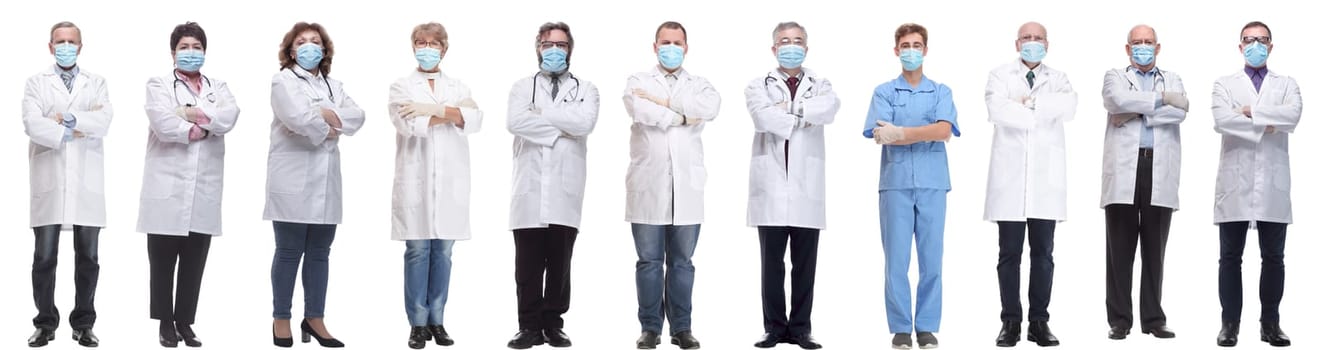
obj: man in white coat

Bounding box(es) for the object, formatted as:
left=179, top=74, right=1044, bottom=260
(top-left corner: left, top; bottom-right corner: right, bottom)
left=1210, top=21, right=1301, bottom=348
left=505, top=22, right=600, bottom=350
left=984, top=21, right=1075, bottom=348
left=623, top=21, right=720, bottom=350
left=745, top=22, right=838, bottom=350
left=21, top=21, right=112, bottom=348
left=1100, top=24, right=1189, bottom=341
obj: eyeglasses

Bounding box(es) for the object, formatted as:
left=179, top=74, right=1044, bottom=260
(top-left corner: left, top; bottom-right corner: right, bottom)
left=539, top=41, right=570, bottom=50
left=1241, top=36, right=1271, bottom=45
left=414, top=40, right=445, bottom=49
left=776, top=38, right=806, bottom=47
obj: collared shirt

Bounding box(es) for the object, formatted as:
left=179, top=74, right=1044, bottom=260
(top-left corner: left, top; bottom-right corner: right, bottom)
left=1131, top=66, right=1160, bottom=148
left=863, top=74, right=961, bottom=190
left=1019, top=62, right=1044, bottom=89
left=55, top=65, right=80, bottom=141
left=1245, top=65, right=1268, bottom=92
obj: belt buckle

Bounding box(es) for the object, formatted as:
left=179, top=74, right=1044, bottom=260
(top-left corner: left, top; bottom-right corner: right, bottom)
left=1140, top=148, right=1154, bottom=158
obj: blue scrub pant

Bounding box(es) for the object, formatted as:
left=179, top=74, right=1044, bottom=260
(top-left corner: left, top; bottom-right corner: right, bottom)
left=879, top=189, right=946, bottom=334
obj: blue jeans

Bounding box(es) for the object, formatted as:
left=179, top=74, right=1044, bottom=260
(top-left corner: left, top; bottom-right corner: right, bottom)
left=631, top=223, right=700, bottom=335
left=32, top=225, right=100, bottom=330
left=271, top=221, right=337, bottom=319
left=404, top=239, right=454, bottom=327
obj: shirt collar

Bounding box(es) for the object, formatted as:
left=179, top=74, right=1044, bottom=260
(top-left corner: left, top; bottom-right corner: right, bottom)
left=1127, top=65, right=1159, bottom=77
left=54, top=64, right=79, bottom=77
left=654, top=65, right=687, bottom=80
left=1244, top=65, right=1268, bottom=78
left=892, top=74, right=935, bottom=92
left=774, top=69, right=805, bottom=82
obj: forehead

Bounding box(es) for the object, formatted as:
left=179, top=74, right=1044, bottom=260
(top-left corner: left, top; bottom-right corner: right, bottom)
left=656, top=27, right=685, bottom=41
left=297, top=30, right=321, bottom=40
left=1128, top=27, right=1156, bottom=41
left=541, top=29, right=568, bottom=41
left=776, top=27, right=805, bottom=39
left=1018, top=24, right=1046, bottom=37
left=897, top=32, right=924, bottom=43
left=52, top=27, right=80, bottom=40
left=176, top=36, right=202, bottom=45
left=1241, top=26, right=1269, bottom=36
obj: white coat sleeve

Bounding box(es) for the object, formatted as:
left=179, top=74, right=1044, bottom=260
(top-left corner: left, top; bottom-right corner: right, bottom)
left=507, top=81, right=561, bottom=147
left=450, top=82, right=484, bottom=136
left=197, top=80, right=239, bottom=135
left=1147, top=75, right=1186, bottom=126
left=329, top=82, right=366, bottom=136
left=71, top=76, right=113, bottom=138
left=799, top=78, right=839, bottom=126
left=270, top=74, right=332, bottom=145
left=985, top=70, right=1034, bottom=129
left=1101, top=70, right=1160, bottom=115
left=1251, top=77, right=1302, bottom=133
left=623, top=75, right=682, bottom=129
left=1212, top=78, right=1262, bottom=143
left=144, top=77, right=195, bottom=144
left=540, top=81, right=599, bottom=137
left=386, top=79, right=430, bottom=138
left=1036, top=73, right=1078, bottom=124
left=675, top=76, right=721, bottom=121
left=22, top=78, right=66, bottom=149
left=745, top=78, right=796, bottom=140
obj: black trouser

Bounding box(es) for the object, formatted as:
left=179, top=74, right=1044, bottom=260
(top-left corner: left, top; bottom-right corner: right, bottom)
left=997, top=219, right=1056, bottom=322
left=1218, top=221, right=1287, bottom=323
left=758, top=226, right=820, bottom=337
left=32, top=224, right=100, bottom=331
left=1105, top=149, right=1173, bottom=330
left=513, top=225, right=578, bottom=330
left=148, top=232, right=213, bottom=325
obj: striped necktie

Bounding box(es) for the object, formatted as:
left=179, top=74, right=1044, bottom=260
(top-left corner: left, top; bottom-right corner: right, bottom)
left=60, top=71, right=74, bottom=92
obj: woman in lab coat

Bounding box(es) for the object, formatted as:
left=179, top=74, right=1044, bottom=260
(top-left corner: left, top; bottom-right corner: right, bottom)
left=264, top=22, right=365, bottom=348
left=387, top=22, right=482, bottom=349
left=138, top=22, right=238, bottom=348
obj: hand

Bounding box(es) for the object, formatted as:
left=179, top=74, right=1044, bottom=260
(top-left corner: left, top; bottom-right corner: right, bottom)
left=1109, top=113, right=1140, bottom=127
left=633, top=88, right=668, bottom=107
left=89, top=104, right=103, bottom=111
left=1266, top=126, right=1277, bottom=134
left=72, top=130, right=85, bottom=138
left=799, top=118, right=814, bottom=128
left=321, top=108, right=343, bottom=128
left=398, top=102, right=443, bottom=120
left=1241, top=106, right=1252, bottom=118
left=49, top=112, right=62, bottom=123
left=188, top=125, right=206, bottom=141
left=326, top=128, right=340, bottom=140
left=683, top=116, right=703, bottom=126
left=1020, top=96, right=1036, bottom=109
left=1162, top=92, right=1189, bottom=111
left=443, top=106, right=464, bottom=124
left=776, top=102, right=789, bottom=111
left=874, top=120, right=905, bottom=145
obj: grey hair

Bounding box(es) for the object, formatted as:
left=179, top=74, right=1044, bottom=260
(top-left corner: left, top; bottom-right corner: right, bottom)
left=50, top=21, right=80, bottom=43
left=772, top=21, right=807, bottom=43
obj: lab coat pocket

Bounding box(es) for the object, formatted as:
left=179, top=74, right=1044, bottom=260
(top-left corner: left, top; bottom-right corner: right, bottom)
left=1047, top=147, right=1066, bottom=189
left=561, top=152, right=587, bottom=196
left=689, top=165, right=707, bottom=191
left=30, top=151, right=58, bottom=195
left=1271, top=164, right=1291, bottom=192
left=85, top=148, right=105, bottom=194
left=267, top=153, right=308, bottom=195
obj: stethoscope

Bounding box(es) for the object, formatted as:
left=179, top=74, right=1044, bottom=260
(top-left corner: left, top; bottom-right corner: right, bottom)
left=289, top=68, right=335, bottom=102
left=530, top=72, right=581, bottom=104
left=763, top=73, right=816, bottom=108
left=172, top=71, right=215, bottom=107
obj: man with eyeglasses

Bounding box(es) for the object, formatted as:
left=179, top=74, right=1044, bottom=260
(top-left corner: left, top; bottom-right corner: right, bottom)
left=1210, top=21, right=1300, bottom=348
left=984, top=21, right=1076, bottom=348
left=504, top=21, right=600, bottom=350
left=1100, top=24, right=1189, bottom=342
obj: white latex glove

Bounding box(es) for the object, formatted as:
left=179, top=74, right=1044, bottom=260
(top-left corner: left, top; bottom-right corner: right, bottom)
left=1109, top=113, right=1140, bottom=127
left=399, top=102, right=445, bottom=119
left=1162, top=92, right=1189, bottom=111
left=684, top=116, right=704, bottom=126
left=874, top=120, right=905, bottom=144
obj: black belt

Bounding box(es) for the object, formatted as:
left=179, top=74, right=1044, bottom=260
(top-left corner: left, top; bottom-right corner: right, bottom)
left=1139, top=148, right=1154, bottom=158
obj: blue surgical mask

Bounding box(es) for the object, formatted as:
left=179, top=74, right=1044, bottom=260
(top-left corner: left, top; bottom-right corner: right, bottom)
left=777, top=45, right=806, bottom=69
left=540, top=47, right=568, bottom=73
left=657, top=44, right=684, bottom=70
left=54, top=43, right=79, bottom=68
left=296, top=43, right=323, bottom=71
left=1130, top=44, right=1155, bottom=66
left=1243, top=42, right=1268, bottom=67
left=1019, top=41, right=1046, bottom=63
left=899, top=48, right=924, bottom=71
left=415, top=47, right=441, bottom=70
left=175, top=49, right=205, bottom=72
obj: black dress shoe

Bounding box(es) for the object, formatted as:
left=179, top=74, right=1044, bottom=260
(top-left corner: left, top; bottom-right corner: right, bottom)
left=506, top=329, right=544, bottom=349
left=789, top=334, right=822, bottom=349
left=996, top=320, right=1021, bottom=347
left=72, top=328, right=99, bottom=347
left=160, top=321, right=180, bottom=348
left=637, top=331, right=661, bottom=349
left=670, top=331, right=701, bottom=350
left=543, top=328, right=571, bottom=347
left=1261, top=322, right=1290, bottom=347
left=754, top=333, right=781, bottom=348
left=1108, top=326, right=1129, bottom=340
left=1142, top=325, right=1176, bottom=339
left=176, top=323, right=201, bottom=347
left=28, top=328, right=55, bottom=347
left=1027, top=321, right=1060, bottom=346
left=1217, top=321, right=1238, bottom=347
left=428, top=325, right=453, bottom=346
left=408, top=326, right=431, bottom=349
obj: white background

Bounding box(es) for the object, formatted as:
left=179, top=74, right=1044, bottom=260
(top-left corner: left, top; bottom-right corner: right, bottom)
left=0, top=0, right=1318, bottom=349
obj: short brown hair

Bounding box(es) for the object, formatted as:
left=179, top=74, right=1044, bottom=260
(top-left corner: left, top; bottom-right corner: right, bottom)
left=894, top=23, right=928, bottom=45
left=412, top=22, right=449, bottom=51
left=1241, top=21, right=1272, bottom=40
left=655, top=21, right=687, bottom=42
left=278, top=22, right=335, bottom=75
left=49, top=21, right=81, bottom=43
left=170, top=22, right=207, bottom=52
left=535, top=22, right=574, bottom=65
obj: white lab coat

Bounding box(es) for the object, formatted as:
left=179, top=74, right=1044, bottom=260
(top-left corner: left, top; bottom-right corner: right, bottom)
left=22, top=66, right=113, bottom=229
left=744, top=68, right=839, bottom=229
left=1100, top=67, right=1186, bottom=209
left=263, top=67, right=366, bottom=224
left=507, top=72, right=600, bottom=230
left=137, top=73, right=240, bottom=236
left=388, top=70, right=483, bottom=240
left=1211, top=70, right=1302, bottom=224
left=623, top=66, right=721, bottom=226
left=984, top=61, right=1077, bottom=222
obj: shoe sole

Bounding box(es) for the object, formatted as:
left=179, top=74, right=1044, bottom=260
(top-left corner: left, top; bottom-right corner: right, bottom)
left=670, top=339, right=700, bottom=349
left=1027, top=334, right=1059, bottom=346
left=1260, top=336, right=1290, bottom=347
left=919, top=344, right=938, bottom=349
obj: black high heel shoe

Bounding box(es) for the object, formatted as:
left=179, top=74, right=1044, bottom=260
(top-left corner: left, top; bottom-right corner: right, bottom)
left=273, top=322, right=293, bottom=348
left=159, top=320, right=180, bottom=348
left=301, top=319, right=345, bottom=348
left=176, top=323, right=202, bottom=347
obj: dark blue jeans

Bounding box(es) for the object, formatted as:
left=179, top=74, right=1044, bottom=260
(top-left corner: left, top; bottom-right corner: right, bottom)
left=631, top=223, right=700, bottom=335
left=271, top=221, right=337, bottom=319
left=32, top=224, right=100, bottom=330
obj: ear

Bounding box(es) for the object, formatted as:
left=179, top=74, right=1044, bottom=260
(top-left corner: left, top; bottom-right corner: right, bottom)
left=893, top=46, right=901, bottom=56
left=1153, top=43, right=1161, bottom=56
left=771, top=44, right=778, bottom=56
left=1015, top=39, right=1021, bottom=53
left=681, top=44, right=688, bottom=55
left=653, top=42, right=660, bottom=54
left=48, top=43, right=55, bottom=55
left=1267, top=43, right=1274, bottom=54
left=1124, top=44, right=1131, bottom=57
left=1043, top=40, right=1049, bottom=52
left=921, top=46, right=928, bottom=56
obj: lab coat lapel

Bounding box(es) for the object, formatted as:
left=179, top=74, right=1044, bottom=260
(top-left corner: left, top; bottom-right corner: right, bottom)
left=412, top=73, right=440, bottom=104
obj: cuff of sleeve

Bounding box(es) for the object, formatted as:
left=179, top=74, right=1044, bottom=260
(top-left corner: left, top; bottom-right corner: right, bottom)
left=63, top=127, right=74, bottom=142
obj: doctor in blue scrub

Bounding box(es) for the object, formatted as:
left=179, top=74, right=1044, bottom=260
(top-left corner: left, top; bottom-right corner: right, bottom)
left=863, top=23, right=959, bottom=350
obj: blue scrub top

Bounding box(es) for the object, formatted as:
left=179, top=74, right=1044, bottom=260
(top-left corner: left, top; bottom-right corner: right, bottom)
left=862, top=74, right=960, bottom=191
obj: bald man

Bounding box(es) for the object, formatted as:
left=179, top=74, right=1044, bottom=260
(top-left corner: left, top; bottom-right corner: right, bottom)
left=985, top=22, right=1075, bottom=347
left=1100, top=24, right=1188, bottom=341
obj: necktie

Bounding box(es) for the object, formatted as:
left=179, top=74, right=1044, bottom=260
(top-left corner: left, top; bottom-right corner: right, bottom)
left=60, top=71, right=74, bottom=92
left=550, top=76, right=560, bottom=99
left=1026, top=71, right=1035, bottom=89
left=786, top=77, right=800, bottom=100
left=784, top=77, right=802, bottom=171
